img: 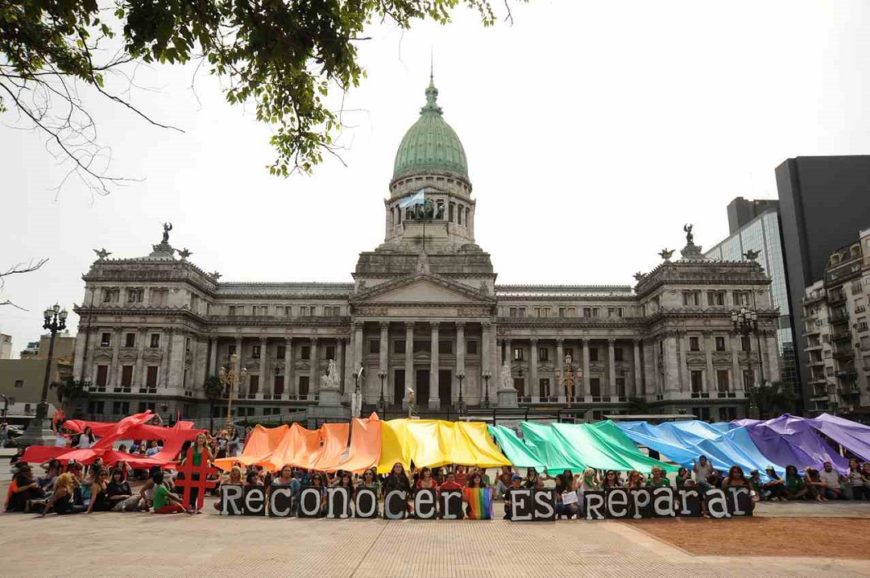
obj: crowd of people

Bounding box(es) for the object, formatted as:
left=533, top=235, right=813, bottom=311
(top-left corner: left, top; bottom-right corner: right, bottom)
left=5, top=422, right=870, bottom=519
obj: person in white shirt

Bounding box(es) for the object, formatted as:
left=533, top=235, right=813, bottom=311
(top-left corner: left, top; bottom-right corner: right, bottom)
left=693, top=455, right=714, bottom=487
left=77, top=426, right=95, bottom=449
left=818, top=461, right=843, bottom=500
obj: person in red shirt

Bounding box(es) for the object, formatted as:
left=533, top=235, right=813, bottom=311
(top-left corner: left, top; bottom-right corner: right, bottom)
left=416, top=467, right=438, bottom=491
left=453, top=465, right=468, bottom=487
left=438, top=471, right=463, bottom=493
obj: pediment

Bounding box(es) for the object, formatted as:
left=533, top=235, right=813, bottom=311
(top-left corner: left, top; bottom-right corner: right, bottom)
left=352, top=274, right=493, bottom=305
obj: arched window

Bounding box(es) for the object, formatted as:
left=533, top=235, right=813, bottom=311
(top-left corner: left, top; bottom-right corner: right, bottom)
left=449, top=202, right=455, bottom=222
left=465, top=207, right=470, bottom=226
left=397, top=205, right=401, bottom=224
left=458, top=205, right=463, bottom=225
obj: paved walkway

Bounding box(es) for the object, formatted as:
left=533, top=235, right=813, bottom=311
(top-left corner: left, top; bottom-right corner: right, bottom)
left=1, top=510, right=868, bottom=577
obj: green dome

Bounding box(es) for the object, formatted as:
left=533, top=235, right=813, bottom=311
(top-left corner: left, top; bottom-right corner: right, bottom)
left=392, top=78, right=469, bottom=182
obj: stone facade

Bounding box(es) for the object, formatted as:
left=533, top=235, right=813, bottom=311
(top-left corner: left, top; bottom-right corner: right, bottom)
left=70, top=80, right=780, bottom=423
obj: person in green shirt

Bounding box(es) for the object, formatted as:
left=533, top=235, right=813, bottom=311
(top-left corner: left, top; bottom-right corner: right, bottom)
left=645, top=467, right=671, bottom=488
left=784, top=465, right=808, bottom=500
left=151, top=472, right=186, bottom=514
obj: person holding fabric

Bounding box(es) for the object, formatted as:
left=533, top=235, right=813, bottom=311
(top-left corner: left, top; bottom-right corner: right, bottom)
left=602, top=470, right=622, bottom=490
left=5, top=464, right=45, bottom=512
left=645, top=467, right=670, bottom=488
left=502, top=475, right=524, bottom=520
left=494, top=466, right=514, bottom=499
left=453, top=465, right=468, bottom=487
left=107, top=469, right=138, bottom=511
left=523, top=467, right=540, bottom=489
left=576, top=468, right=599, bottom=513
left=554, top=472, right=579, bottom=519
left=151, top=472, right=187, bottom=514
left=803, top=468, right=826, bottom=501
left=39, top=473, right=84, bottom=516
left=37, top=459, right=62, bottom=492
left=675, top=467, right=691, bottom=490
left=862, top=462, right=870, bottom=499
left=692, top=456, right=713, bottom=486
left=760, top=467, right=787, bottom=501
left=626, top=471, right=644, bottom=490
left=180, top=433, right=213, bottom=513
left=76, top=426, right=95, bottom=449
left=383, top=463, right=413, bottom=497
left=783, top=465, right=808, bottom=500
left=818, top=461, right=843, bottom=500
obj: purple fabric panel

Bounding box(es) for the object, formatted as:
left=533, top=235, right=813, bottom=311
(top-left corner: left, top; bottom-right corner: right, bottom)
left=808, top=414, right=870, bottom=461
left=746, top=414, right=849, bottom=474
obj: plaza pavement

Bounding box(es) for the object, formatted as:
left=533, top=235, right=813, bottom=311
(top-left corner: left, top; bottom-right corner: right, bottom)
left=2, top=450, right=869, bottom=577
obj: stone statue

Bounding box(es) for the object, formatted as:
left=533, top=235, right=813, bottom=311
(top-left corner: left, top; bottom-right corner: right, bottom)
left=633, top=271, right=644, bottom=281
left=211, top=271, right=222, bottom=280
left=324, top=359, right=340, bottom=389
left=744, top=249, right=760, bottom=261
left=500, top=360, right=513, bottom=390
left=162, top=222, right=173, bottom=243
left=407, top=387, right=416, bottom=418
left=178, top=248, right=192, bottom=261
left=93, top=248, right=111, bottom=261
left=658, top=248, right=674, bottom=261
left=683, top=223, right=694, bottom=245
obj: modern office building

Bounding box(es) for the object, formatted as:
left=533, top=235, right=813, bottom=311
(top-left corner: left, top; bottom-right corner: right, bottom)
left=705, top=201, right=798, bottom=397
left=776, top=155, right=870, bottom=409
left=801, top=228, right=870, bottom=417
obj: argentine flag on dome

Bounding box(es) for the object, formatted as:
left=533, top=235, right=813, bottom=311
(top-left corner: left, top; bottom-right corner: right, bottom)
left=399, top=188, right=426, bottom=209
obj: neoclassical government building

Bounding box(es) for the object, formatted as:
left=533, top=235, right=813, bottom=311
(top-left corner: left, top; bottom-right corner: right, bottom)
left=72, top=78, right=780, bottom=423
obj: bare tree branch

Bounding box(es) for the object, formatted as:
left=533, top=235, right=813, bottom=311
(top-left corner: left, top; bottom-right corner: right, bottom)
left=0, top=258, right=49, bottom=310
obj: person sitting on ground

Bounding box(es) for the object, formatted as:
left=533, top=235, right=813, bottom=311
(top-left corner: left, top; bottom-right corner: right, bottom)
left=502, top=475, right=524, bottom=520
left=862, top=462, right=870, bottom=499
left=625, top=470, right=643, bottom=490
left=721, top=466, right=751, bottom=491
left=151, top=472, right=187, bottom=514
left=761, top=467, right=787, bottom=501
left=383, top=463, right=413, bottom=497
left=495, top=466, right=514, bottom=499
left=5, top=464, right=45, bottom=512
left=438, top=471, right=463, bottom=494
left=40, top=472, right=84, bottom=516
left=357, top=469, right=381, bottom=495
left=675, top=467, right=691, bottom=490
left=846, top=458, right=864, bottom=501
left=86, top=468, right=113, bottom=513
left=416, top=467, right=438, bottom=491
left=784, top=465, right=808, bottom=500
left=244, top=471, right=263, bottom=489
left=139, top=466, right=166, bottom=511
left=107, top=468, right=138, bottom=511
left=576, top=468, right=599, bottom=511
left=37, top=459, right=62, bottom=492
left=307, top=473, right=328, bottom=516
left=144, top=440, right=161, bottom=457
left=554, top=472, right=579, bottom=519
left=803, top=467, right=826, bottom=501
left=706, top=469, right=723, bottom=490
left=453, top=465, right=468, bottom=487
left=602, top=470, right=623, bottom=490
left=336, top=472, right=355, bottom=500
left=523, top=467, right=540, bottom=489
left=645, top=467, right=670, bottom=488
left=818, top=461, right=843, bottom=500
left=466, top=471, right=486, bottom=490
left=748, top=470, right=763, bottom=495
left=693, top=455, right=714, bottom=487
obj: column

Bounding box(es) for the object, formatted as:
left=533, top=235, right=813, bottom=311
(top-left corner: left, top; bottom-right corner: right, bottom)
left=677, top=333, right=688, bottom=392
left=337, top=337, right=345, bottom=394
left=404, top=322, right=414, bottom=405
left=353, top=323, right=364, bottom=382
left=704, top=332, right=715, bottom=393
left=456, top=322, right=466, bottom=404
left=633, top=338, right=642, bottom=397
left=765, top=331, right=781, bottom=383
left=84, top=328, right=96, bottom=382
left=73, top=327, right=88, bottom=381
left=379, top=322, right=389, bottom=402
left=188, top=335, right=198, bottom=391
left=481, top=322, right=491, bottom=397
left=731, top=333, right=741, bottom=392
left=284, top=337, right=294, bottom=397
left=135, top=329, right=146, bottom=389
left=310, top=337, right=319, bottom=397
left=665, top=335, right=680, bottom=392
left=607, top=339, right=616, bottom=399
left=110, top=329, right=121, bottom=388
left=208, top=337, right=217, bottom=377
left=429, top=322, right=440, bottom=408
left=504, top=339, right=512, bottom=365
left=530, top=338, right=539, bottom=402
left=556, top=339, right=565, bottom=402
left=234, top=336, right=242, bottom=394
left=582, top=339, right=590, bottom=399
left=259, top=337, right=268, bottom=396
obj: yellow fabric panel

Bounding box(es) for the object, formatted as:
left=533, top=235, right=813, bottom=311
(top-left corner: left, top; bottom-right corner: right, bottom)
left=456, top=422, right=512, bottom=468
left=377, top=419, right=411, bottom=474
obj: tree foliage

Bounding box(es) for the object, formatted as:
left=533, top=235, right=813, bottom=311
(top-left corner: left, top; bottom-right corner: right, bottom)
left=54, top=377, right=90, bottom=413
left=1, top=0, right=508, bottom=193
left=749, top=381, right=796, bottom=419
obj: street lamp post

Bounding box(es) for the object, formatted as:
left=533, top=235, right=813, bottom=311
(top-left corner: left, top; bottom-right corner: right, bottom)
left=19, top=304, right=68, bottom=447
left=457, top=370, right=466, bottom=414
left=482, top=370, right=491, bottom=409
left=378, top=370, right=387, bottom=413
left=732, top=307, right=765, bottom=419
left=218, top=354, right=247, bottom=429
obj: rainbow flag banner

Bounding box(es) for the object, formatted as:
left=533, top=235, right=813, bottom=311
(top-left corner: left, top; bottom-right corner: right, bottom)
left=463, top=487, right=494, bottom=520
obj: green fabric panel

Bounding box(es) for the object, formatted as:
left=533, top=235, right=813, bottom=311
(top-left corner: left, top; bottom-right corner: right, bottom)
left=587, top=421, right=680, bottom=473
left=550, top=423, right=635, bottom=472
left=520, top=422, right=586, bottom=475
left=487, top=425, right=547, bottom=470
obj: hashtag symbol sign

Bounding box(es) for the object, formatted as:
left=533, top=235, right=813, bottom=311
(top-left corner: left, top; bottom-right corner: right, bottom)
left=174, top=448, right=219, bottom=510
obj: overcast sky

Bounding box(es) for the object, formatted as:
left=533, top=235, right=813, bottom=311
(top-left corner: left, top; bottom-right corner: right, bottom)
left=2, top=0, right=869, bottom=355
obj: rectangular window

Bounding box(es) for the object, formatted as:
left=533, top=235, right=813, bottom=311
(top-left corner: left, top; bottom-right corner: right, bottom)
left=717, top=369, right=730, bottom=393
left=690, top=370, right=703, bottom=393
left=252, top=345, right=261, bottom=359
left=559, top=307, right=566, bottom=318
left=715, top=336, right=726, bottom=351
left=413, top=340, right=431, bottom=353
left=146, top=366, right=159, bottom=388
left=300, top=346, right=311, bottom=360
left=743, top=369, right=754, bottom=388
left=124, top=333, right=135, bottom=348
left=394, top=340, right=406, bottom=354
left=369, top=340, right=380, bottom=354
left=707, top=291, right=726, bottom=306
left=100, top=332, right=111, bottom=347
left=682, top=291, right=701, bottom=306
left=538, top=347, right=549, bottom=362
left=325, top=345, right=335, bottom=360
left=539, top=378, right=551, bottom=398
left=616, top=377, right=626, bottom=397
left=741, top=336, right=751, bottom=352
left=96, top=365, right=109, bottom=387
left=466, top=340, right=478, bottom=355
left=249, top=375, right=259, bottom=395
left=734, top=291, right=751, bottom=306
left=439, top=340, right=453, bottom=354
left=298, top=375, right=310, bottom=397
left=228, top=306, right=237, bottom=316
left=277, top=345, right=286, bottom=359
left=14, top=380, right=23, bottom=389
left=150, top=333, right=160, bottom=348
left=121, top=365, right=134, bottom=387
left=513, top=347, right=524, bottom=361
left=112, top=401, right=130, bottom=415
left=608, top=308, right=623, bottom=318
left=590, top=378, right=601, bottom=397
left=614, top=347, right=624, bottom=362
left=689, top=336, right=700, bottom=351
left=127, top=288, right=143, bottom=303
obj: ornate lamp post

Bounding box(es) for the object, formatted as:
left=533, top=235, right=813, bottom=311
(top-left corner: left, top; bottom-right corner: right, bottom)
left=732, top=307, right=765, bottom=419
left=378, top=369, right=387, bottom=413
left=19, top=304, right=67, bottom=446
left=457, top=370, right=466, bottom=414
left=218, top=354, right=247, bottom=428
left=482, top=370, right=491, bottom=409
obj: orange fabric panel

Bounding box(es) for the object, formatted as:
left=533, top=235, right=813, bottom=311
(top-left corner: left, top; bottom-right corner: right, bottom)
left=311, top=422, right=350, bottom=472
left=213, top=424, right=289, bottom=471
left=316, top=416, right=382, bottom=473
left=259, top=423, right=324, bottom=471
